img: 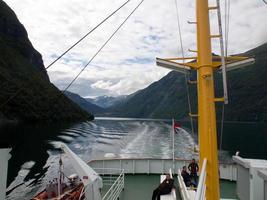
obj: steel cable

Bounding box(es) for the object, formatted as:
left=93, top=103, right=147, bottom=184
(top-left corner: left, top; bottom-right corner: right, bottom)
left=174, top=0, right=195, bottom=139
left=45, top=0, right=131, bottom=70
left=62, top=0, right=145, bottom=93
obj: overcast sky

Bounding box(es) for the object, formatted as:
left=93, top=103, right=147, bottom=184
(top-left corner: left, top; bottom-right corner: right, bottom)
left=4, top=0, right=267, bottom=98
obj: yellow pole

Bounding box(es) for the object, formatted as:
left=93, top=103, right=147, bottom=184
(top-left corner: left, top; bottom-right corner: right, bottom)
left=196, top=0, right=220, bottom=199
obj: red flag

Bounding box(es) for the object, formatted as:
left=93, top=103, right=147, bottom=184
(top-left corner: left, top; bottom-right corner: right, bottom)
left=173, top=121, right=181, bottom=133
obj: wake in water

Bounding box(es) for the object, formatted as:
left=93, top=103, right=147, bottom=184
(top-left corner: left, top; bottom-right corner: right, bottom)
left=119, top=121, right=196, bottom=159
left=7, top=118, right=197, bottom=200
left=56, top=119, right=197, bottom=160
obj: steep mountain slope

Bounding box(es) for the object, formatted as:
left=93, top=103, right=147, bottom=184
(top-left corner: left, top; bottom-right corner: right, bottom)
left=109, top=43, right=267, bottom=121
left=64, top=91, right=105, bottom=114
left=109, top=72, right=190, bottom=118
left=0, top=1, right=93, bottom=122
left=223, top=43, right=267, bottom=121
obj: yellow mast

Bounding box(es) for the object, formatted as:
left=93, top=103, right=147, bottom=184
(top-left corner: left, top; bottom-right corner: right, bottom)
left=196, top=0, right=220, bottom=199
left=156, top=1, right=254, bottom=199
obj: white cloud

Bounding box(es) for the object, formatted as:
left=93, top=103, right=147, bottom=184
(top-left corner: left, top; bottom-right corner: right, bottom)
left=91, top=80, right=113, bottom=90
left=4, top=0, right=267, bottom=97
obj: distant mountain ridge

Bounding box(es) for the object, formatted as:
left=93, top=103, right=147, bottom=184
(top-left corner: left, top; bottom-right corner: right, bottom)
left=86, top=95, right=129, bottom=108
left=64, top=91, right=105, bottom=114
left=107, top=43, right=267, bottom=122
left=0, top=1, right=93, bottom=122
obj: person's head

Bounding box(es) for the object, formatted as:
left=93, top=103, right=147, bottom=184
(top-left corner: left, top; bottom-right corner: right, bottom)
left=182, top=166, right=187, bottom=171
left=166, top=174, right=171, bottom=180
left=192, top=158, right=196, bottom=163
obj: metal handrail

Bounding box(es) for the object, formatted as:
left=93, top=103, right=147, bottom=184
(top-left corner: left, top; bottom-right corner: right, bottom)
left=102, top=169, right=124, bottom=200
left=93, top=168, right=124, bottom=175
left=194, top=158, right=207, bottom=200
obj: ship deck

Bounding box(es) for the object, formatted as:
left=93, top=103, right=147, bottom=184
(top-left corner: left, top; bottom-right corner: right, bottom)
left=101, top=174, right=237, bottom=200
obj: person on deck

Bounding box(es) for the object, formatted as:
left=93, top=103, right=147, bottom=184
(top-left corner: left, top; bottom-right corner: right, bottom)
left=181, top=166, right=191, bottom=187
left=188, top=158, right=199, bottom=184
left=181, top=166, right=197, bottom=187
left=152, top=174, right=174, bottom=200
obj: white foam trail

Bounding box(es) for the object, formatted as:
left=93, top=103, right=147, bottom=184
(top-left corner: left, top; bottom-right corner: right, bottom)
left=121, top=123, right=149, bottom=156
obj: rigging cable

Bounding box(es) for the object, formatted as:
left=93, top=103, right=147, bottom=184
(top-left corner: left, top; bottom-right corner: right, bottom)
left=174, top=0, right=195, bottom=139
left=62, top=0, right=145, bottom=93
left=219, top=0, right=231, bottom=151
left=263, top=0, right=267, bottom=5
left=45, top=0, right=131, bottom=70
left=0, top=0, right=131, bottom=109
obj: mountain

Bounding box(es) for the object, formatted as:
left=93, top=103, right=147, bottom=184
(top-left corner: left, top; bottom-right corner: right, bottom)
left=109, top=71, right=192, bottom=119
left=109, top=43, right=267, bottom=121
left=86, top=95, right=129, bottom=108
left=64, top=91, right=105, bottom=114
left=222, top=43, right=267, bottom=121
left=0, top=1, right=93, bottom=123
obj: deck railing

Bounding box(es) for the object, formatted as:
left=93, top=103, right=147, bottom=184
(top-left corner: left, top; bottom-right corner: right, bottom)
left=88, top=158, right=236, bottom=181
left=93, top=168, right=124, bottom=200
left=194, top=158, right=207, bottom=200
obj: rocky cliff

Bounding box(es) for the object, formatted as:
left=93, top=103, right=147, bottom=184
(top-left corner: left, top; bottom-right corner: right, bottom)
left=0, top=1, right=48, bottom=80
left=0, top=0, right=93, bottom=122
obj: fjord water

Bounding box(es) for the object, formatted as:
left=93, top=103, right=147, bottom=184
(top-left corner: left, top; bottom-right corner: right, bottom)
left=2, top=118, right=266, bottom=199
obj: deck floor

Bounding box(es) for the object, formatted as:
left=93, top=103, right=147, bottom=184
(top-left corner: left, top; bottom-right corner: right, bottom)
left=110, top=174, right=237, bottom=200
left=120, top=174, right=180, bottom=200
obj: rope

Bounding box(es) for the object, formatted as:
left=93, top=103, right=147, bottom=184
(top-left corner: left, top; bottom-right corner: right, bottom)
left=62, top=0, right=145, bottom=93
left=45, top=0, right=131, bottom=70
left=263, top=0, right=267, bottom=5
left=174, top=0, right=195, bottom=137
left=0, top=0, right=131, bottom=110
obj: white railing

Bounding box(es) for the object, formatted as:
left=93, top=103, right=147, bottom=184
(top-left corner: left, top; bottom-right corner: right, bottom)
left=94, top=168, right=123, bottom=175
left=94, top=168, right=124, bottom=187
left=194, top=158, right=207, bottom=200
left=94, top=168, right=124, bottom=200
left=89, top=158, right=237, bottom=181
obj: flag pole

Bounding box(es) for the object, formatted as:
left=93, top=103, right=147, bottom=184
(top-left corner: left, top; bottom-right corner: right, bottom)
left=172, top=118, right=175, bottom=173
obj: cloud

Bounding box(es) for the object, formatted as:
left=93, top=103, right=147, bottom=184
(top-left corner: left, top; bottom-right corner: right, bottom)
left=4, top=0, right=267, bottom=97
left=91, top=80, right=114, bottom=90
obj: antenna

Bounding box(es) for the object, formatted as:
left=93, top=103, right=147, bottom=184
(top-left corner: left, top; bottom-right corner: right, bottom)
left=216, top=0, right=228, bottom=104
